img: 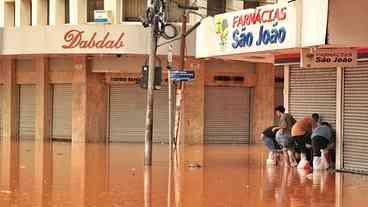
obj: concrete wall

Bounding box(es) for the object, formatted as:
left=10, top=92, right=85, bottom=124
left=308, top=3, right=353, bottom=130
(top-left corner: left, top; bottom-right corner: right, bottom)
left=252, top=63, right=275, bottom=144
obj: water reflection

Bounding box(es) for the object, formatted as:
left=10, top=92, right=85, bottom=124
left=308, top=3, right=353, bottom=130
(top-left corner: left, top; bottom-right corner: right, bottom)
left=0, top=142, right=368, bottom=206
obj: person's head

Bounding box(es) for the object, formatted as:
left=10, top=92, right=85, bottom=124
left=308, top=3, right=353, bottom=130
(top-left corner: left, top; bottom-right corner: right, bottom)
left=312, top=113, right=320, bottom=123
left=320, top=121, right=331, bottom=128
left=275, top=105, right=285, bottom=117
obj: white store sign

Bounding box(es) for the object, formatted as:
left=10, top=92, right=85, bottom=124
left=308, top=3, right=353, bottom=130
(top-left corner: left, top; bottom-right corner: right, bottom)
left=196, top=1, right=299, bottom=58
left=301, top=48, right=357, bottom=68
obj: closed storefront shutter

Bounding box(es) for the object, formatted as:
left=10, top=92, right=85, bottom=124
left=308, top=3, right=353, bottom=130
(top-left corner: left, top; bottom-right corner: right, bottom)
left=109, top=85, right=169, bottom=143
left=205, top=86, right=251, bottom=144
left=289, top=66, right=337, bottom=128
left=52, top=84, right=72, bottom=140
left=342, top=66, right=368, bottom=173
left=19, top=85, right=36, bottom=140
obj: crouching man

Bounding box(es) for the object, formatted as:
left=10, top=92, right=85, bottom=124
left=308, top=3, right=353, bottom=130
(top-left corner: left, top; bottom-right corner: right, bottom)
left=275, top=129, right=297, bottom=167
left=262, top=126, right=281, bottom=165
left=311, top=122, right=332, bottom=170
left=291, top=116, right=317, bottom=169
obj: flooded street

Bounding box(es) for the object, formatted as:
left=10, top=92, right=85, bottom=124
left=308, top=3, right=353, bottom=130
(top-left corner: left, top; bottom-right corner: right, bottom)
left=0, top=141, right=367, bottom=207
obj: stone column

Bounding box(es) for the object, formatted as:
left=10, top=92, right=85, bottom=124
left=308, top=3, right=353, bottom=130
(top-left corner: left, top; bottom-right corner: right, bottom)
left=182, top=59, right=205, bottom=145
left=31, top=0, right=48, bottom=26
left=69, top=0, right=87, bottom=24
left=252, top=63, right=275, bottom=144
left=2, top=57, right=18, bottom=141
left=34, top=56, right=51, bottom=141
left=104, top=0, right=122, bottom=24
left=15, top=0, right=31, bottom=27
left=49, top=0, right=66, bottom=25
left=72, top=56, right=107, bottom=143
left=33, top=142, right=53, bottom=206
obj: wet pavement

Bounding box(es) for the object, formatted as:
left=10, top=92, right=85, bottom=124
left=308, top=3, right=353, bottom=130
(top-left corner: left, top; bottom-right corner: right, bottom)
left=0, top=141, right=368, bottom=207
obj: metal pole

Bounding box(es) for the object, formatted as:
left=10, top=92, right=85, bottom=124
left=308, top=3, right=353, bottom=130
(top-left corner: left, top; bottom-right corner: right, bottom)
left=144, top=0, right=158, bottom=166
left=167, top=45, right=174, bottom=154
left=174, top=8, right=187, bottom=147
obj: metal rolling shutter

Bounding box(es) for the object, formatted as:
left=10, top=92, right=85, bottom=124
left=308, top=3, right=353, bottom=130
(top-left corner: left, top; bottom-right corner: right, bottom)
left=52, top=84, right=72, bottom=140
left=109, top=85, right=169, bottom=143
left=289, top=66, right=337, bottom=128
left=19, top=85, right=36, bottom=140
left=205, top=86, right=251, bottom=144
left=152, top=87, right=169, bottom=143
left=342, top=66, right=368, bottom=173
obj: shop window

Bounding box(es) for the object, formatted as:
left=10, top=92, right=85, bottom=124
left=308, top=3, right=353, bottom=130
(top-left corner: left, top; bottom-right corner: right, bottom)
left=207, top=0, right=226, bottom=16
left=87, top=0, right=104, bottom=22
left=214, top=75, right=244, bottom=83
left=65, top=0, right=70, bottom=23
left=29, top=0, right=33, bottom=25
left=4, top=2, right=15, bottom=27
left=243, top=1, right=260, bottom=9
left=123, top=0, right=146, bottom=22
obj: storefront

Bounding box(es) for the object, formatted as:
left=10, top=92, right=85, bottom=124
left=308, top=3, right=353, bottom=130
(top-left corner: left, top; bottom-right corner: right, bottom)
left=287, top=65, right=337, bottom=127
left=340, top=64, right=368, bottom=173
left=108, top=83, right=169, bottom=143
left=52, top=84, right=73, bottom=141
left=196, top=0, right=368, bottom=172
left=0, top=22, right=197, bottom=143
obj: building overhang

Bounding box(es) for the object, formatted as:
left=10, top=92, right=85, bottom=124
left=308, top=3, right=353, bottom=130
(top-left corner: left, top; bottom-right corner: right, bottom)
left=0, top=22, right=196, bottom=56
left=195, top=0, right=368, bottom=63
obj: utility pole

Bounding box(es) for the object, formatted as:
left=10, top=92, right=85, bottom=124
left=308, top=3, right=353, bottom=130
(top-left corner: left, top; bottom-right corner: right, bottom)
left=167, top=45, right=175, bottom=155
left=174, top=1, right=188, bottom=149
left=144, top=0, right=159, bottom=166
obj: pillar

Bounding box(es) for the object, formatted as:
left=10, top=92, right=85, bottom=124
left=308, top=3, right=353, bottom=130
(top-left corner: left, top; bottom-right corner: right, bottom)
left=32, top=0, right=48, bottom=26
left=104, top=0, right=122, bottom=24
left=69, top=0, right=87, bottom=24
left=2, top=57, right=18, bottom=141
left=33, top=142, right=53, bottom=206
left=15, top=0, right=31, bottom=27
left=34, top=56, right=51, bottom=141
left=252, top=63, right=275, bottom=144
left=70, top=143, right=108, bottom=205
left=182, top=60, right=205, bottom=145
left=49, top=0, right=66, bottom=25
left=0, top=141, right=20, bottom=206
left=72, top=56, right=107, bottom=142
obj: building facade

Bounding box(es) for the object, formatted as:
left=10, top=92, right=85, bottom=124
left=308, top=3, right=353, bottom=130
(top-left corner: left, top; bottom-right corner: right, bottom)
left=0, top=0, right=280, bottom=145
left=196, top=0, right=368, bottom=174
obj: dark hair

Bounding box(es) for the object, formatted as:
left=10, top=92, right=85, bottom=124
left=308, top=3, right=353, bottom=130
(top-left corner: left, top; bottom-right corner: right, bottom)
left=312, top=113, right=320, bottom=122
left=320, top=121, right=331, bottom=128
left=275, top=105, right=285, bottom=113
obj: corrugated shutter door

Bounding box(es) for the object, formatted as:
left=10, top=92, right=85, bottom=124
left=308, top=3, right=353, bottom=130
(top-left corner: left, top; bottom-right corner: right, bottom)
left=205, top=87, right=251, bottom=144
left=153, top=87, right=169, bottom=143
left=19, top=85, right=36, bottom=140
left=289, top=66, right=337, bottom=128
left=343, top=66, right=368, bottom=173
left=109, top=85, right=169, bottom=143
left=52, top=84, right=72, bottom=140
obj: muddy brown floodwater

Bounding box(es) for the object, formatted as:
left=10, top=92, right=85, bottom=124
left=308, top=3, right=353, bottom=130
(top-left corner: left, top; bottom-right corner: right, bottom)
left=0, top=141, right=368, bottom=207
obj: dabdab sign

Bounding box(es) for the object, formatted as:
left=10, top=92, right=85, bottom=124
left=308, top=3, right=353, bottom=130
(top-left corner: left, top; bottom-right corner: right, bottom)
left=196, top=2, right=298, bottom=58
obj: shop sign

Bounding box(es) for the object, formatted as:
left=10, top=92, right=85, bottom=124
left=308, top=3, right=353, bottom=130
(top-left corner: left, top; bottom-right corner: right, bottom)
left=62, top=29, right=125, bottom=49
left=301, top=48, right=357, bottom=68
left=106, top=73, right=140, bottom=84
left=196, top=2, right=298, bottom=58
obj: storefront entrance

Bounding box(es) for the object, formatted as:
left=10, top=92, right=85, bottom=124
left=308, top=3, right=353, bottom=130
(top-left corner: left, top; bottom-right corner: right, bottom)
left=204, top=86, right=251, bottom=144
left=108, top=85, right=169, bottom=143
